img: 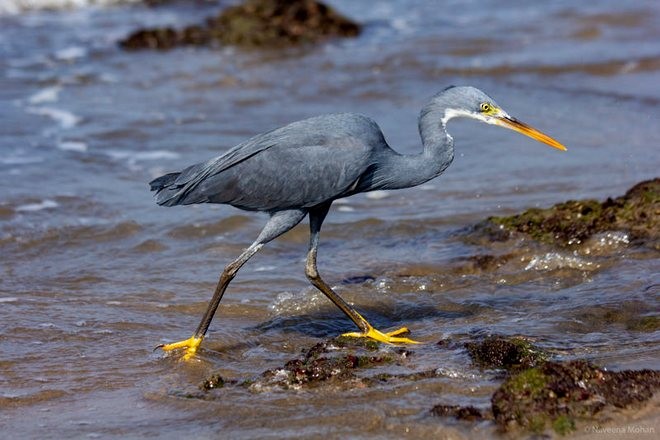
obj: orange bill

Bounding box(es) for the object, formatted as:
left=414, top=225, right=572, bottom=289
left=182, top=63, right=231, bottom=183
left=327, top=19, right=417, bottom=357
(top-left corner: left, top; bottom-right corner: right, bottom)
left=496, top=116, right=567, bottom=151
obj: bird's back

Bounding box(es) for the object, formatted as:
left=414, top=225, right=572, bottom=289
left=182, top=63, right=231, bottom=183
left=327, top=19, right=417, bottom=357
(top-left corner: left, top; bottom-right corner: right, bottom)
left=150, top=113, right=390, bottom=211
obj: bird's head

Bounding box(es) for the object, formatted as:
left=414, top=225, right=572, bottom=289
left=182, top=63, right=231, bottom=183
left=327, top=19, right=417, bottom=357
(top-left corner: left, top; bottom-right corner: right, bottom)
left=437, top=86, right=566, bottom=151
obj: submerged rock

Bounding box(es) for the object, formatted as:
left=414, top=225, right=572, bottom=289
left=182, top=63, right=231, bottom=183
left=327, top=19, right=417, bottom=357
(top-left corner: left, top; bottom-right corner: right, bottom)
left=566, top=300, right=660, bottom=334
left=200, top=373, right=225, bottom=390
left=431, top=404, right=488, bottom=421
left=259, top=345, right=396, bottom=389
left=491, top=360, right=660, bottom=435
left=190, top=336, right=659, bottom=436
left=479, top=178, right=659, bottom=249
left=120, top=0, right=361, bottom=50
left=198, top=338, right=409, bottom=392
left=465, top=336, right=548, bottom=372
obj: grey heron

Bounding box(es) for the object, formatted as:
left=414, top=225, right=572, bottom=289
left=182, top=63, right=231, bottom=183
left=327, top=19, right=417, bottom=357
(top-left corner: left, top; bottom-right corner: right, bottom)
left=150, top=86, right=566, bottom=358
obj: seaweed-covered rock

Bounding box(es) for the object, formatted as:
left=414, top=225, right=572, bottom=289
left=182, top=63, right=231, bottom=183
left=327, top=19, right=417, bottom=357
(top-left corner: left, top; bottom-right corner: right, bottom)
left=260, top=339, right=412, bottom=389
left=120, top=0, right=361, bottom=50
left=265, top=353, right=375, bottom=386
left=481, top=178, right=659, bottom=248
left=491, top=360, right=660, bottom=435
left=465, top=336, right=548, bottom=372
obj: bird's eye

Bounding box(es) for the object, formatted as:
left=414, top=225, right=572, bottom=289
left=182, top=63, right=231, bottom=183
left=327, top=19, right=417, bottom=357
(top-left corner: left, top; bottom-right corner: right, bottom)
left=480, top=102, right=491, bottom=113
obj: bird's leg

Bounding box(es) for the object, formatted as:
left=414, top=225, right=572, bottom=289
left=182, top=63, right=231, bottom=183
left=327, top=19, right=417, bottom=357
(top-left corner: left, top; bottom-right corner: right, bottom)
left=157, top=243, right=262, bottom=359
left=305, top=204, right=420, bottom=344
left=158, top=209, right=307, bottom=359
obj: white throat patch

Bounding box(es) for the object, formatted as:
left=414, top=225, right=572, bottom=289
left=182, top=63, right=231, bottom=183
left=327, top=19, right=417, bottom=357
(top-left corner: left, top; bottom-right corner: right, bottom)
left=442, top=108, right=499, bottom=126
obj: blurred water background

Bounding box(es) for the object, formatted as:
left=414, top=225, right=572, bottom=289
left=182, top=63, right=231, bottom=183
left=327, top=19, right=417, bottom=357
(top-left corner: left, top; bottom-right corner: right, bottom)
left=1, top=0, right=658, bottom=438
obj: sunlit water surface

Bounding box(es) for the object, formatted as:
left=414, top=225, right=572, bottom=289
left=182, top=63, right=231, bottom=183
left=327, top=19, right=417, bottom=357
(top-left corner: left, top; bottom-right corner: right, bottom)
left=1, top=1, right=659, bottom=438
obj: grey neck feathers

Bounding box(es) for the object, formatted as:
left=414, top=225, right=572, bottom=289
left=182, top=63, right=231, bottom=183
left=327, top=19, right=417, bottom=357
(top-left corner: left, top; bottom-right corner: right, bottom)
left=375, top=97, right=455, bottom=190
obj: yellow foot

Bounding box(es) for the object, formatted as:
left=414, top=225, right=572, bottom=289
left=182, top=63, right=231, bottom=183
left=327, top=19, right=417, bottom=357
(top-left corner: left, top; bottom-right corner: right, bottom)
left=156, top=335, right=203, bottom=360
left=342, top=325, right=420, bottom=344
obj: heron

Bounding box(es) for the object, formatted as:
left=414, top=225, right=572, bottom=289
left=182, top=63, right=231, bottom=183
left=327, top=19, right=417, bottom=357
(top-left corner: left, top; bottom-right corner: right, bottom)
left=150, top=86, right=566, bottom=358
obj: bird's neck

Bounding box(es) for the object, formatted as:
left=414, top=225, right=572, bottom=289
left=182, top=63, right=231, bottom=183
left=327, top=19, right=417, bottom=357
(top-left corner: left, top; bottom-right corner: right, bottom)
left=376, top=102, right=455, bottom=190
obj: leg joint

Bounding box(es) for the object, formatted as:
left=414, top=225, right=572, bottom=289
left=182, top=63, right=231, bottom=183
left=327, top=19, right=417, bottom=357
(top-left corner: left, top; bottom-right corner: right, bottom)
left=305, top=260, right=319, bottom=281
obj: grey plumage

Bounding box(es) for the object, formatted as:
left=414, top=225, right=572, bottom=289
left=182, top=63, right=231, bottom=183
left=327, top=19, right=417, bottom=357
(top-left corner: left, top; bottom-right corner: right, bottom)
left=151, top=86, right=566, bottom=357
left=149, top=87, right=483, bottom=210
left=152, top=113, right=385, bottom=210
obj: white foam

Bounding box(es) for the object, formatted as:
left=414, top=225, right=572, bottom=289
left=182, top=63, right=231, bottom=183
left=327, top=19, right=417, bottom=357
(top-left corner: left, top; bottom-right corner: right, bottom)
left=435, top=367, right=478, bottom=379
left=0, top=0, right=140, bottom=15
left=581, top=231, right=630, bottom=255
left=524, top=252, right=597, bottom=271
left=254, top=265, right=276, bottom=272
left=15, top=199, right=58, bottom=212
left=391, top=18, right=411, bottom=32
left=366, top=190, right=389, bottom=200
left=55, top=46, right=87, bottom=61
left=26, top=106, right=80, bottom=129
left=106, top=150, right=180, bottom=161
left=57, top=140, right=88, bottom=152
left=28, top=86, right=61, bottom=104
left=1, top=156, right=44, bottom=165
left=0, top=297, right=19, bottom=303
left=269, top=288, right=328, bottom=315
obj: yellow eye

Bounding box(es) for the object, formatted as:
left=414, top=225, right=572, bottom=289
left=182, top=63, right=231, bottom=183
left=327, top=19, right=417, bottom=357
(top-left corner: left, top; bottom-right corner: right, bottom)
left=480, top=102, right=491, bottom=112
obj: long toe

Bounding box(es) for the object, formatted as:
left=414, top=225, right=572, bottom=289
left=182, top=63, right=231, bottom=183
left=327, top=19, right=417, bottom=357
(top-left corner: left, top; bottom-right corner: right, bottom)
left=342, top=326, right=421, bottom=344
left=157, top=335, right=203, bottom=359
left=384, top=327, right=411, bottom=337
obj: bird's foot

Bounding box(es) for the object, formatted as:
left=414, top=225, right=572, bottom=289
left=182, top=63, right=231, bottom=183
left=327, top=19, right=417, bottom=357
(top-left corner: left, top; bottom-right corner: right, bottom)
left=342, top=325, right=420, bottom=344
left=156, top=335, right=203, bottom=360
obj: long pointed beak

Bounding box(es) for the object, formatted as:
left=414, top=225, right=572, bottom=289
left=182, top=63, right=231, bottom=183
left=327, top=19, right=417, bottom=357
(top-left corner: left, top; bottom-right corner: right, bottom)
left=495, top=116, right=567, bottom=151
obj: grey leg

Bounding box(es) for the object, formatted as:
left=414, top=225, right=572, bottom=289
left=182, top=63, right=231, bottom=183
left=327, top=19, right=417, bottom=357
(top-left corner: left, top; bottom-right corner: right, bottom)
left=193, top=209, right=308, bottom=338
left=159, top=209, right=307, bottom=356
left=305, top=203, right=370, bottom=333
left=304, top=203, right=420, bottom=344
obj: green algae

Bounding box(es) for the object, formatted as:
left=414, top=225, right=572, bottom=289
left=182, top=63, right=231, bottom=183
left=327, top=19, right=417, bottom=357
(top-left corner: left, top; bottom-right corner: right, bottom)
left=552, top=414, right=576, bottom=436
left=627, top=315, right=660, bottom=332
left=503, top=367, right=549, bottom=398
left=484, top=178, right=659, bottom=248
left=465, top=336, right=548, bottom=372
left=333, top=335, right=381, bottom=351
left=491, top=360, right=660, bottom=435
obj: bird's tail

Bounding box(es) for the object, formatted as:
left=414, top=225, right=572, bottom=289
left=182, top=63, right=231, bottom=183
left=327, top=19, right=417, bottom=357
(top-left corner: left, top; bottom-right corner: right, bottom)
left=149, top=172, right=183, bottom=206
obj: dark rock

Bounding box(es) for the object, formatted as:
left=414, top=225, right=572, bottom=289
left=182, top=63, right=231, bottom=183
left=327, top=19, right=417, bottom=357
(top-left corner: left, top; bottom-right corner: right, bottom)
left=450, top=254, right=513, bottom=275
left=478, top=178, right=659, bottom=248
left=370, top=369, right=437, bottom=384
left=247, top=338, right=403, bottom=390
left=465, top=336, right=548, bottom=372
left=198, top=338, right=421, bottom=392
left=200, top=374, right=225, bottom=390
left=491, top=360, right=660, bottom=435
left=431, top=404, right=487, bottom=421
left=120, top=26, right=212, bottom=50
left=120, top=0, right=361, bottom=50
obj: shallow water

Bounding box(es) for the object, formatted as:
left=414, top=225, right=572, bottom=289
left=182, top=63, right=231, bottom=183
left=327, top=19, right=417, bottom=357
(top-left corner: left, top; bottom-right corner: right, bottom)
left=1, top=1, right=659, bottom=438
